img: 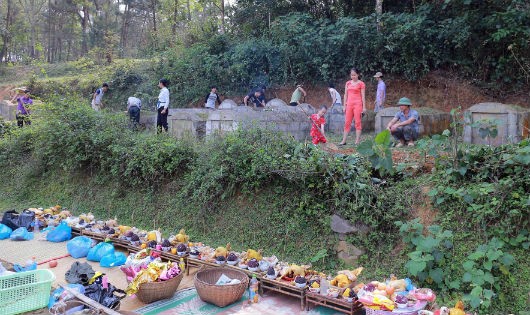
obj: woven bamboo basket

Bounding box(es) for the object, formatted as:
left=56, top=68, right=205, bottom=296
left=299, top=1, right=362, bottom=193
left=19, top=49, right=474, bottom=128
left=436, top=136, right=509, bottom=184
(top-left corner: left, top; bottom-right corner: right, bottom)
left=136, top=270, right=185, bottom=304
left=194, top=268, right=249, bottom=307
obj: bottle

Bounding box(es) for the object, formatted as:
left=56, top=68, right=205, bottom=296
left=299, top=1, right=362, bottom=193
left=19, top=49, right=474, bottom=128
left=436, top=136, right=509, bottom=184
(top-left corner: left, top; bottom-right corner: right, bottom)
left=249, top=275, right=259, bottom=303
left=25, top=257, right=37, bottom=271
left=320, top=277, right=329, bottom=295
left=179, top=258, right=186, bottom=272
left=33, top=218, right=40, bottom=233
left=0, top=262, right=7, bottom=275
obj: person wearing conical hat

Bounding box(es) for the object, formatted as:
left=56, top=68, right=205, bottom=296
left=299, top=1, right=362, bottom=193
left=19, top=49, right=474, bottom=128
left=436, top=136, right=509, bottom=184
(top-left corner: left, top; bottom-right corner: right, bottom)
left=386, top=97, right=419, bottom=147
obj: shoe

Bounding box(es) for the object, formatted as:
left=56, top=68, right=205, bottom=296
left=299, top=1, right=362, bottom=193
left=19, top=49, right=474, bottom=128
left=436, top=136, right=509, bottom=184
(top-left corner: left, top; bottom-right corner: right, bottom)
left=395, top=143, right=404, bottom=148
left=338, top=142, right=347, bottom=146
left=408, top=142, right=415, bottom=147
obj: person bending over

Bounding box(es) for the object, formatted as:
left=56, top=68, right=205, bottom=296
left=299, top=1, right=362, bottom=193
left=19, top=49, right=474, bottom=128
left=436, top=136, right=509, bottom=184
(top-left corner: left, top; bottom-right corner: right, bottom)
left=289, top=84, right=307, bottom=106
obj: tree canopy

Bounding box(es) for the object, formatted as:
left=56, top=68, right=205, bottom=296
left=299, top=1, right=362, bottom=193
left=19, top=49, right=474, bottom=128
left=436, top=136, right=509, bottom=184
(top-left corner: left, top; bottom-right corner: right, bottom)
left=1, top=0, right=529, bottom=91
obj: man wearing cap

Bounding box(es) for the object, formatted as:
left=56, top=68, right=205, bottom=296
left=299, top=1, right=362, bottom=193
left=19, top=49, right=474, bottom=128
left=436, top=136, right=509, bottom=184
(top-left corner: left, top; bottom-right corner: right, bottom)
left=386, top=97, right=420, bottom=147
left=373, top=72, right=386, bottom=112
left=289, top=84, right=307, bottom=106
left=91, top=83, right=109, bottom=111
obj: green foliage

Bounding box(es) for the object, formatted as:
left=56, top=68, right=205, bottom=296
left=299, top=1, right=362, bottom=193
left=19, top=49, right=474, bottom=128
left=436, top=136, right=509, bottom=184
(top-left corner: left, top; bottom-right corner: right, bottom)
left=357, top=130, right=393, bottom=176
left=396, top=219, right=459, bottom=292
left=430, top=139, right=530, bottom=237
left=461, top=238, right=515, bottom=310
left=398, top=219, right=521, bottom=312
left=0, top=117, right=15, bottom=138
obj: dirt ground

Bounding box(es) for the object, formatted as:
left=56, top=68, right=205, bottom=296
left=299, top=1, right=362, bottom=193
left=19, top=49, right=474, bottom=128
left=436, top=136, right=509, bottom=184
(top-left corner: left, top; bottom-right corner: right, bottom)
left=222, top=70, right=530, bottom=112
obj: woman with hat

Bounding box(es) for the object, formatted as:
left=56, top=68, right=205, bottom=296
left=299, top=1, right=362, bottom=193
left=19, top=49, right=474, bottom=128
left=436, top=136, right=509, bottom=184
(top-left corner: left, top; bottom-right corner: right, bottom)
left=373, top=72, right=385, bottom=112
left=15, top=89, right=33, bottom=127
left=386, top=97, right=420, bottom=147
left=340, top=68, right=366, bottom=145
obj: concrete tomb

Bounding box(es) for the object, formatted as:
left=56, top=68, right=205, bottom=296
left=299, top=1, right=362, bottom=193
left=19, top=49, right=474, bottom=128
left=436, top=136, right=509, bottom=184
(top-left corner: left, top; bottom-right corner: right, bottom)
left=375, top=107, right=451, bottom=136
left=463, top=103, right=530, bottom=146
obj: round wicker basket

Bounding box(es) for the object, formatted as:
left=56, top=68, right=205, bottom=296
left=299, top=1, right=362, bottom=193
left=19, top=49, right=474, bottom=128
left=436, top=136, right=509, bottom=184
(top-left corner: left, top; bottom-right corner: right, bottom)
left=194, top=268, right=250, bottom=307
left=136, top=270, right=185, bottom=304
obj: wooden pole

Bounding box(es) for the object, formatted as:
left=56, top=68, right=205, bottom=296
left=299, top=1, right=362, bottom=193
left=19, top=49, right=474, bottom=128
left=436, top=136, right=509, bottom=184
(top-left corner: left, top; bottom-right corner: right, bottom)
left=60, top=284, right=123, bottom=315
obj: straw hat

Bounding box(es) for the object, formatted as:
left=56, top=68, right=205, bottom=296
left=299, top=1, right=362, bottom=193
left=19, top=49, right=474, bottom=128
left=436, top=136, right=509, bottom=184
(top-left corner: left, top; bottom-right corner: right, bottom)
left=373, top=72, right=383, bottom=78
left=397, top=97, right=412, bottom=106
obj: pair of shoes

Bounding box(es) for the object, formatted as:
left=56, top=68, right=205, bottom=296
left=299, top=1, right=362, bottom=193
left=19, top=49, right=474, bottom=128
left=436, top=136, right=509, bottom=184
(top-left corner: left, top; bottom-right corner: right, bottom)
left=408, top=142, right=415, bottom=147
left=395, top=143, right=404, bottom=148
left=338, top=142, right=347, bottom=146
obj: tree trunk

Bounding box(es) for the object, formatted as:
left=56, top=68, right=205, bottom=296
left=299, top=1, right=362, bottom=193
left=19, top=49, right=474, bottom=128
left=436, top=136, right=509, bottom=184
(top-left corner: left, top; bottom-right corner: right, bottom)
left=375, top=0, right=383, bottom=32
left=79, top=5, right=90, bottom=55
left=186, top=0, right=191, bottom=20
left=151, top=0, right=157, bottom=32
left=47, top=0, right=52, bottom=62
left=120, top=3, right=130, bottom=57
left=172, top=0, right=178, bottom=37
left=1, top=0, right=13, bottom=62
left=220, top=0, right=225, bottom=33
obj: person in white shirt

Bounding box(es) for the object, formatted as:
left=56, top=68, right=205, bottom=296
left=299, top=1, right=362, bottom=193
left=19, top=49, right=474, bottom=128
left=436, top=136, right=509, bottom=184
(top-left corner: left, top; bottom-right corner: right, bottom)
left=328, top=83, right=342, bottom=108
left=204, top=86, right=222, bottom=109
left=127, top=96, right=142, bottom=130
left=91, top=83, right=109, bottom=111
left=157, top=79, right=170, bottom=133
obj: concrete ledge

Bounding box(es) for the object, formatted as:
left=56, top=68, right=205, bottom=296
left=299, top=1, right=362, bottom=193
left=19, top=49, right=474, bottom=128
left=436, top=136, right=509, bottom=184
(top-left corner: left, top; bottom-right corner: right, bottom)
left=0, top=100, right=17, bottom=121
left=463, top=102, right=530, bottom=146
left=375, top=107, right=450, bottom=136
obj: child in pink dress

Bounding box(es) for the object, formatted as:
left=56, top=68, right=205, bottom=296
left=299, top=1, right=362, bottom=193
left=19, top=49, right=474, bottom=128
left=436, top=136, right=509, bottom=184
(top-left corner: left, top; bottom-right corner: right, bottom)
left=310, top=106, right=328, bottom=145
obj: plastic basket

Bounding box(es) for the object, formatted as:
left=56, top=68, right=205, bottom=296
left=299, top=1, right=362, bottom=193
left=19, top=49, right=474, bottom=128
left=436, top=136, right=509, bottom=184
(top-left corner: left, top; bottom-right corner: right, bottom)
left=0, top=269, right=55, bottom=315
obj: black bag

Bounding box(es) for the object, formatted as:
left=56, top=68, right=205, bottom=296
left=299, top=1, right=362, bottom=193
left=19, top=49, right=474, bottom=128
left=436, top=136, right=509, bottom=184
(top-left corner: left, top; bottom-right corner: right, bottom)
left=19, top=210, right=35, bottom=230
left=1, top=210, right=20, bottom=230
left=84, top=281, right=126, bottom=309
left=65, top=262, right=95, bottom=285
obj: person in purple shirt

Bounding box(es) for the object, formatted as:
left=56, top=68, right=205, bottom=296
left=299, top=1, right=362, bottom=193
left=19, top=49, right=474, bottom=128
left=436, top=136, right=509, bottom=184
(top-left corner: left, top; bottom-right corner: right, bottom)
left=15, top=89, right=33, bottom=127
left=373, top=72, right=386, bottom=112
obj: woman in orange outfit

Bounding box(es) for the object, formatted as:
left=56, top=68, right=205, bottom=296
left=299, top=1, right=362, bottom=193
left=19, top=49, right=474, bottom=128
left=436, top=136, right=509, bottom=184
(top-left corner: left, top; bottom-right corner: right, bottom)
left=340, top=68, right=366, bottom=145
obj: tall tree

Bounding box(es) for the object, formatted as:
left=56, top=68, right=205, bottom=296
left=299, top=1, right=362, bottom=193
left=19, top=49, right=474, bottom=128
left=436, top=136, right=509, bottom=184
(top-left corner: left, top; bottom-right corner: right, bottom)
left=1, top=0, right=13, bottom=62
left=375, top=0, right=383, bottom=32
left=171, top=0, right=178, bottom=36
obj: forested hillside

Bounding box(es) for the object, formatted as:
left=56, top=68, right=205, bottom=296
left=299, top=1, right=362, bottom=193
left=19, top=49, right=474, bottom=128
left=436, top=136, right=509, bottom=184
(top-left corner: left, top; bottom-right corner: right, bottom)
left=1, top=1, right=529, bottom=314
left=1, top=1, right=529, bottom=107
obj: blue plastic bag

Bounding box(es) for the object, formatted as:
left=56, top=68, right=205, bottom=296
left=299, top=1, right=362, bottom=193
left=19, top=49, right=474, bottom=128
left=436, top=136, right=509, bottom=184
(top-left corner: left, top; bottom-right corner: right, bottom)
left=46, top=221, right=72, bottom=242
left=100, top=252, right=127, bottom=268
left=87, top=242, right=115, bottom=262
left=67, top=236, right=93, bottom=258
left=0, top=223, right=12, bottom=239
left=48, top=284, right=85, bottom=310
left=10, top=227, right=34, bottom=241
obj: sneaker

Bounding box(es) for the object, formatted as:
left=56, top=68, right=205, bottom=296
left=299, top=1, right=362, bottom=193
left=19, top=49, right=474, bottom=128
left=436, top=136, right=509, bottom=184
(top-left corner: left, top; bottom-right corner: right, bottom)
left=395, top=143, right=404, bottom=148
left=408, top=142, right=415, bottom=147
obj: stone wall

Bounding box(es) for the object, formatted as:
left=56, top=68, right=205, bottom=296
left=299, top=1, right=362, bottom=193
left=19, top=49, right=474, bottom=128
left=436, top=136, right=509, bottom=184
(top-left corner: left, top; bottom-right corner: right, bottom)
left=167, top=108, right=211, bottom=138
left=206, top=99, right=314, bottom=141
left=463, top=103, right=530, bottom=146
left=375, top=106, right=451, bottom=136
left=322, top=105, right=376, bottom=134
left=143, top=99, right=383, bottom=140
left=0, top=100, right=16, bottom=121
